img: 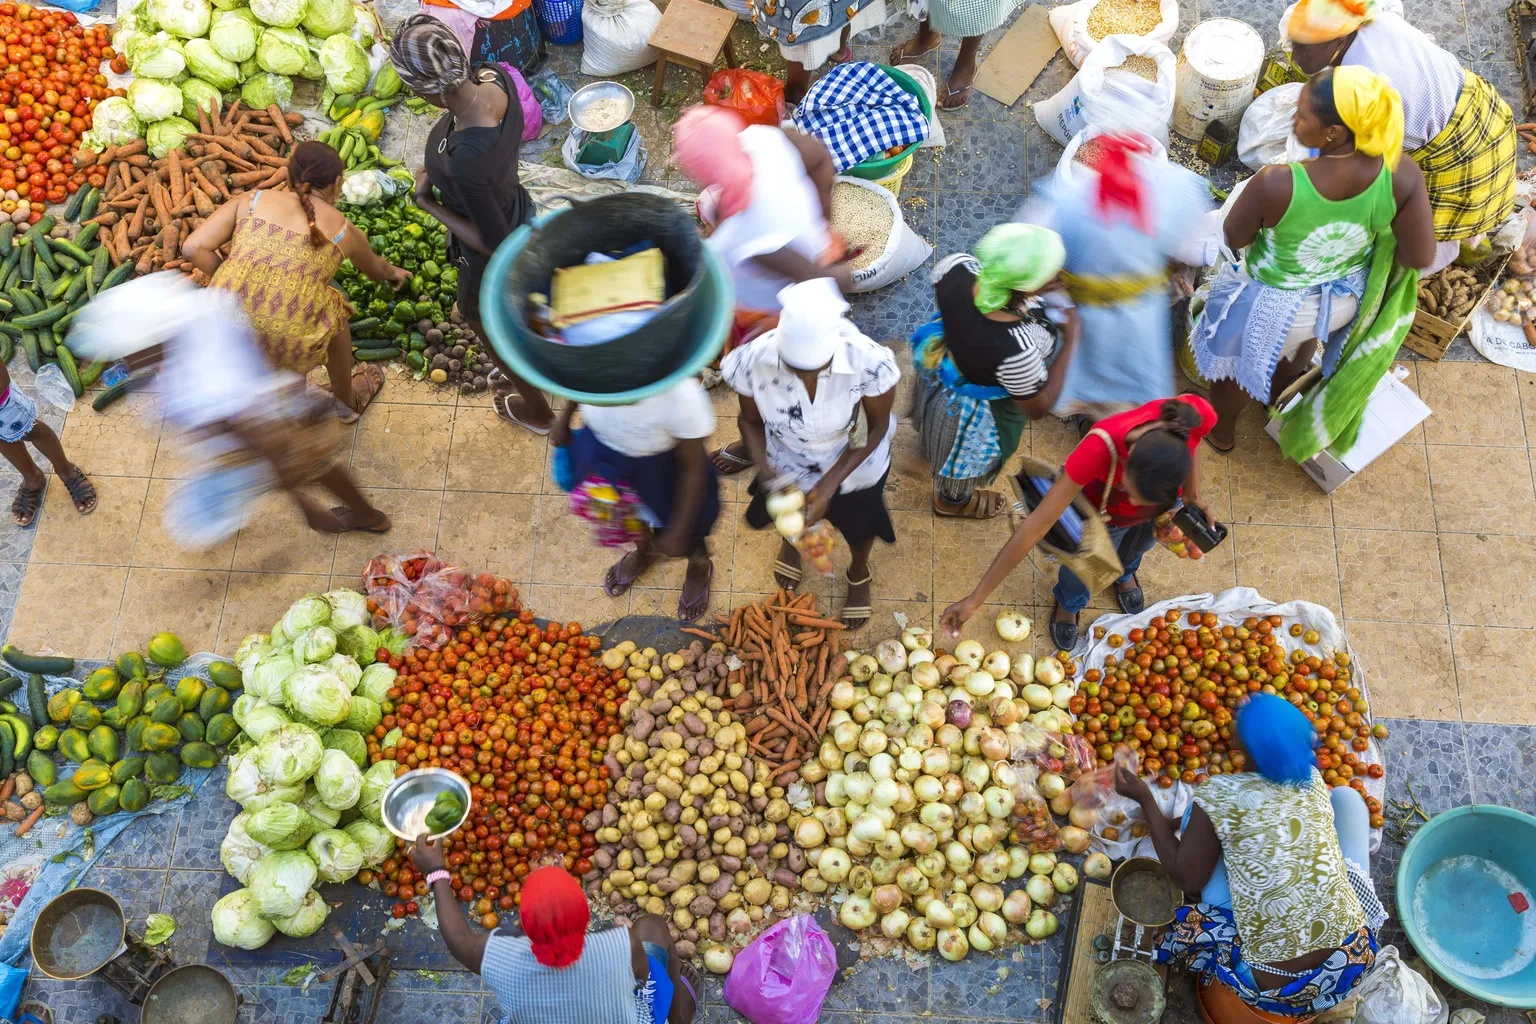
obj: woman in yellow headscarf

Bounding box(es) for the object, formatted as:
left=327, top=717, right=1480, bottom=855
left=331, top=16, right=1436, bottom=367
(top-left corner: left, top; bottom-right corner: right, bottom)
left=1284, top=0, right=1517, bottom=274
left=1190, top=66, right=1435, bottom=456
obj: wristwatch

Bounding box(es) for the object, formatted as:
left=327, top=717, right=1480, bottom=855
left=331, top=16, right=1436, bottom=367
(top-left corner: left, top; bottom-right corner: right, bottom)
left=425, top=870, right=451, bottom=887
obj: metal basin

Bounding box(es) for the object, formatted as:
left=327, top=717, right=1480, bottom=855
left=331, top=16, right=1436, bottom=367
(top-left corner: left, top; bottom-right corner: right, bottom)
left=31, top=888, right=125, bottom=981
left=140, top=964, right=239, bottom=1024
left=381, top=767, right=472, bottom=844
left=568, top=81, right=635, bottom=132
left=1110, top=858, right=1182, bottom=928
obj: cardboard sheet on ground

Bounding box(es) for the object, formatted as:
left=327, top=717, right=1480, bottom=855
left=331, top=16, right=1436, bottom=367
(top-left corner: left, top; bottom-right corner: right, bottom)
left=1069, top=587, right=1386, bottom=855
left=974, top=5, right=1059, bottom=107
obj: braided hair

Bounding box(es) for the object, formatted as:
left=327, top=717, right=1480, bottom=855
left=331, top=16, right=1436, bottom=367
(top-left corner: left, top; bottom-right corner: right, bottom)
left=287, top=141, right=345, bottom=248
left=1125, top=399, right=1203, bottom=507
left=389, top=14, right=471, bottom=96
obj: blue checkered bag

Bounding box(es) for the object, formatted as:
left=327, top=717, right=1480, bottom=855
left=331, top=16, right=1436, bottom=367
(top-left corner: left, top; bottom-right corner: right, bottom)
left=792, top=62, right=928, bottom=171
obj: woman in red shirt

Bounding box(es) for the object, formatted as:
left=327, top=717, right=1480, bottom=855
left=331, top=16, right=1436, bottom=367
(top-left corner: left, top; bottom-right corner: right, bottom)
left=941, top=396, right=1219, bottom=649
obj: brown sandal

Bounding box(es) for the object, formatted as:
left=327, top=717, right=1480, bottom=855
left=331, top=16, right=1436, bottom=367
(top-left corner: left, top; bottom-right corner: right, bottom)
left=328, top=506, right=391, bottom=534
left=10, top=481, right=41, bottom=526
left=61, top=468, right=95, bottom=516
left=332, top=364, right=385, bottom=423
left=934, top=489, right=1008, bottom=519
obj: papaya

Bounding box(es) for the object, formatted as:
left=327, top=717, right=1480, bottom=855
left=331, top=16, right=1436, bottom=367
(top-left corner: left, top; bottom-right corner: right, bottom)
left=101, top=706, right=129, bottom=730
left=81, top=667, right=121, bottom=701
left=177, top=713, right=205, bottom=743
left=179, top=741, right=217, bottom=769
left=72, top=759, right=111, bottom=791
left=68, top=702, right=102, bottom=731
left=199, top=687, right=232, bottom=721
left=149, top=697, right=182, bottom=726
left=86, top=725, right=120, bottom=763
left=57, top=727, right=90, bottom=763
left=1, top=713, right=31, bottom=758
left=26, top=749, right=55, bottom=786
left=116, top=679, right=145, bottom=719
left=174, top=677, right=205, bottom=713
left=118, top=777, right=149, bottom=812
left=204, top=713, right=239, bottom=747
left=145, top=751, right=180, bottom=784
left=116, top=651, right=148, bottom=679
left=44, top=779, right=87, bottom=805
left=86, top=783, right=120, bottom=816
left=147, top=632, right=186, bottom=668
left=111, top=756, right=144, bottom=784
left=144, top=683, right=172, bottom=706
left=46, top=688, right=81, bottom=723
left=125, top=715, right=150, bottom=753
left=208, top=661, right=242, bottom=691
left=140, top=722, right=180, bottom=752
left=33, top=724, right=58, bottom=751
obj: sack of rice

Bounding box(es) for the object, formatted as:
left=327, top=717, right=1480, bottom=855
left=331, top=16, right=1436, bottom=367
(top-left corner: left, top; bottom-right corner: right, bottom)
left=829, top=177, right=932, bottom=293
left=1048, top=0, right=1179, bottom=68
left=1034, top=33, right=1176, bottom=146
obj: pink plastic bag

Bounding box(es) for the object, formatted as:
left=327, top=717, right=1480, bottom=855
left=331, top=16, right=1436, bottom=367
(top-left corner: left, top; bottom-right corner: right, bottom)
left=722, top=916, right=837, bottom=1024
left=498, top=62, right=544, bottom=141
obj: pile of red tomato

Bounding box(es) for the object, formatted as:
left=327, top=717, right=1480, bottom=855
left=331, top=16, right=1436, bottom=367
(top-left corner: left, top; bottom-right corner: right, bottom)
left=1070, top=610, right=1389, bottom=827
left=0, top=4, right=115, bottom=214
left=357, top=611, right=627, bottom=925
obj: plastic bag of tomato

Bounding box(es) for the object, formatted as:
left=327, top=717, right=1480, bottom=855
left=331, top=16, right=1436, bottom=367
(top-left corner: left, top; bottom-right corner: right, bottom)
left=359, top=610, right=626, bottom=923
left=362, top=549, right=521, bottom=651
left=0, top=4, right=117, bottom=215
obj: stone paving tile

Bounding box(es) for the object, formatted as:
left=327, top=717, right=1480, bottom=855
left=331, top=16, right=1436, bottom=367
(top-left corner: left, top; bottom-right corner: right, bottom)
left=1464, top=723, right=1536, bottom=814
left=90, top=808, right=177, bottom=870
left=822, top=954, right=933, bottom=1014
left=232, top=983, right=336, bottom=1023
left=369, top=987, right=484, bottom=1021
left=77, top=865, right=169, bottom=931
left=21, top=976, right=140, bottom=1024
left=160, top=868, right=226, bottom=967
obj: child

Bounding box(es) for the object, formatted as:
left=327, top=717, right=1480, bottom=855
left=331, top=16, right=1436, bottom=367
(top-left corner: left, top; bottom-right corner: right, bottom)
left=0, top=361, right=95, bottom=527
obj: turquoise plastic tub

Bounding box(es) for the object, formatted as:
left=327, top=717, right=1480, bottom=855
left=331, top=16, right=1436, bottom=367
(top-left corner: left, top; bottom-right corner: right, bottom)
left=1396, top=804, right=1536, bottom=1007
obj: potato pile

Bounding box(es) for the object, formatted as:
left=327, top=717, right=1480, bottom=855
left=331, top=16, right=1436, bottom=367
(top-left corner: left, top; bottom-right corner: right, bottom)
left=1417, top=265, right=1483, bottom=323
left=1488, top=241, right=1536, bottom=346
left=592, top=639, right=800, bottom=968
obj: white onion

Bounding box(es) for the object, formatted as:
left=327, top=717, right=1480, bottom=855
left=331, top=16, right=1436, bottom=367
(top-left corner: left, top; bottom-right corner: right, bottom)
left=1059, top=825, right=1091, bottom=854
left=913, top=775, right=943, bottom=804
left=881, top=908, right=911, bottom=939
left=820, top=740, right=845, bottom=771
left=897, top=862, right=931, bottom=894
left=932, top=654, right=958, bottom=678
left=846, top=833, right=874, bottom=858
left=970, top=882, right=1004, bottom=913
left=840, top=893, right=878, bottom=930
left=988, top=695, right=1020, bottom=727
left=868, top=752, right=895, bottom=780
left=1084, top=852, right=1113, bottom=879
left=901, top=626, right=933, bottom=652
left=833, top=720, right=862, bottom=752
left=911, top=663, right=941, bottom=690
left=1034, top=657, right=1065, bottom=686
left=1002, top=889, right=1032, bottom=924
left=1007, top=846, right=1031, bottom=879
left=907, top=917, right=936, bottom=950
left=898, top=747, right=924, bottom=775
left=975, top=848, right=1009, bottom=883
left=936, top=724, right=964, bottom=751
left=966, top=920, right=994, bottom=953
left=880, top=692, right=912, bottom=723
left=941, top=773, right=965, bottom=803
left=1050, top=790, right=1075, bottom=817
left=844, top=772, right=873, bottom=805
left=830, top=679, right=860, bottom=707
left=944, top=841, right=973, bottom=874
left=871, top=778, right=900, bottom=808
left=1051, top=682, right=1077, bottom=709
left=957, top=791, right=987, bottom=823
left=704, top=946, right=734, bottom=974
left=819, top=847, right=851, bottom=883
left=982, top=786, right=1014, bottom=820
left=954, top=640, right=985, bottom=669
left=801, top=869, right=828, bottom=893
left=1029, top=852, right=1057, bottom=876
left=851, top=812, right=888, bottom=844
left=915, top=851, right=946, bottom=879
left=859, top=729, right=889, bottom=756
left=900, top=821, right=938, bottom=854
left=937, top=926, right=970, bottom=961
left=982, top=650, right=1011, bottom=680
left=961, top=760, right=990, bottom=793
left=978, top=727, right=1010, bottom=761
left=1009, top=654, right=1035, bottom=686
left=921, top=749, right=952, bottom=778
left=1026, top=874, right=1056, bottom=907
left=970, top=823, right=999, bottom=853
left=925, top=899, right=956, bottom=928
left=963, top=670, right=996, bottom=698
left=1021, top=683, right=1053, bottom=711
left=974, top=910, right=1008, bottom=949
left=850, top=655, right=878, bottom=683
left=872, top=883, right=904, bottom=914
left=875, top=639, right=908, bottom=675
left=894, top=783, right=917, bottom=814
left=795, top=818, right=826, bottom=848
left=1052, top=862, right=1080, bottom=894
left=994, top=609, right=1031, bottom=642
left=869, top=673, right=893, bottom=698
left=1026, top=908, right=1058, bottom=939
left=825, top=773, right=848, bottom=807
left=1037, top=771, right=1066, bottom=800
left=1069, top=805, right=1100, bottom=831
left=875, top=830, right=906, bottom=860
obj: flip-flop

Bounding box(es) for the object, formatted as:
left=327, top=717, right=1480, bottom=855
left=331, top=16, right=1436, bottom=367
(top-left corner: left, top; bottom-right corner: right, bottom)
left=329, top=506, right=392, bottom=534
left=604, top=549, right=647, bottom=598
left=889, top=37, right=940, bottom=63
left=937, top=84, right=973, bottom=110
left=332, top=364, right=384, bottom=423
left=61, top=467, right=96, bottom=516
left=710, top=445, right=754, bottom=475
left=773, top=555, right=802, bottom=590
left=677, top=561, right=714, bottom=621
left=10, top=481, right=42, bottom=527
left=493, top=393, right=553, bottom=436
left=842, top=572, right=872, bottom=630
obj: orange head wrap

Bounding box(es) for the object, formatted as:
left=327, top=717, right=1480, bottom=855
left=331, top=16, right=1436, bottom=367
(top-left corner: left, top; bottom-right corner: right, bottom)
left=672, top=105, right=754, bottom=220
left=519, top=866, right=590, bottom=969
left=1284, top=0, right=1373, bottom=45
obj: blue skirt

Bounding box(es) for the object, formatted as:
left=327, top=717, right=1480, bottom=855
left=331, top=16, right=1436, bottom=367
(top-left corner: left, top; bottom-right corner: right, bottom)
left=567, top=428, right=722, bottom=548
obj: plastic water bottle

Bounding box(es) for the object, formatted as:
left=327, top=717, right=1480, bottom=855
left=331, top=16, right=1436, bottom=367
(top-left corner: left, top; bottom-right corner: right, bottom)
left=101, top=360, right=130, bottom=387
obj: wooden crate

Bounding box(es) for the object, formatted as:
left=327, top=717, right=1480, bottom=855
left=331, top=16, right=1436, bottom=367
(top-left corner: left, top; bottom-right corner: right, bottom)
left=1403, top=255, right=1509, bottom=361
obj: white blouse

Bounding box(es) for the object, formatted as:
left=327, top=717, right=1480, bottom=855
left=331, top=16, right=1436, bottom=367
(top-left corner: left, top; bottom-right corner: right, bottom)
left=721, top=327, right=900, bottom=494
left=1343, top=13, right=1464, bottom=153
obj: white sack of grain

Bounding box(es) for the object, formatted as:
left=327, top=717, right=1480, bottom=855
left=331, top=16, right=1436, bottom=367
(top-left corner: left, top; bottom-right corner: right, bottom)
left=581, top=0, right=661, bottom=76
left=1049, top=0, right=1179, bottom=69
left=1034, top=34, right=1176, bottom=146
left=1237, top=82, right=1309, bottom=170
left=1053, top=126, right=1168, bottom=188
left=831, top=176, right=932, bottom=293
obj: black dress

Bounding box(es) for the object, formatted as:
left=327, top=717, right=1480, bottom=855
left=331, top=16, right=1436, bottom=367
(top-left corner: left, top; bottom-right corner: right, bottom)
left=422, top=62, right=531, bottom=325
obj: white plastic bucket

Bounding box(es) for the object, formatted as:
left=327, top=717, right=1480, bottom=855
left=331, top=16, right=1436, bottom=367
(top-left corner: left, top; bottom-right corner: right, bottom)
left=1171, top=18, right=1264, bottom=141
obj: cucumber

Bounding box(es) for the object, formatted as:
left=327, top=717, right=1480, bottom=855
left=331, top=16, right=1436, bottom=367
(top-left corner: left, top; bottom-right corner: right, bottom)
left=62, top=273, right=87, bottom=306
left=79, top=360, right=105, bottom=388
left=37, top=329, right=54, bottom=358
left=32, top=238, right=56, bottom=276
left=0, top=222, right=15, bottom=250
left=0, top=323, right=15, bottom=338
left=12, top=302, right=68, bottom=329
left=348, top=316, right=381, bottom=333
left=353, top=336, right=400, bottom=351
left=10, top=289, right=38, bottom=315
left=0, top=296, right=12, bottom=315
left=25, top=674, right=45, bottom=728
left=20, top=332, right=38, bottom=372
left=0, top=676, right=22, bottom=700
left=32, top=255, right=53, bottom=295
left=50, top=237, right=90, bottom=265
left=23, top=216, right=55, bottom=242
left=92, top=379, right=133, bottom=412
left=3, top=646, right=74, bottom=676
left=354, top=347, right=400, bottom=361
left=18, top=247, right=30, bottom=284
left=56, top=346, right=82, bottom=398
left=90, top=246, right=109, bottom=286
left=0, top=337, right=11, bottom=367
left=0, top=721, right=16, bottom=779
left=75, top=223, right=100, bottom=250
left=48, top=273, right=72, bottom=302
left=62, top=186, right=86, bottom=222
left=79, top=187, right=100, bottom=222
left=52, top=254, right=78, bottom=272
left=99, top=262, right=133, bottom=291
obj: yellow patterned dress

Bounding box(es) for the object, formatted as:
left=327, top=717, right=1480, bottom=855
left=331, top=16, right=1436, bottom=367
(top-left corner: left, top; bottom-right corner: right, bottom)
left=208, top=190, right=353, bottom=375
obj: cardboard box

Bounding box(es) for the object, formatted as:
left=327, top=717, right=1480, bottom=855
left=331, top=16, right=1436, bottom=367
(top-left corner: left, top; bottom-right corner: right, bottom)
left=1266, top=365, right=1431, bottom=493
left=974, top=5, right=1059, bottom=107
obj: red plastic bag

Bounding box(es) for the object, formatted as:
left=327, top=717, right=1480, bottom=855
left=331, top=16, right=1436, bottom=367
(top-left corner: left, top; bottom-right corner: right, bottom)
left=722, top=915, right=837, bottom=1024
left=703, top=69, right=787, bottom=127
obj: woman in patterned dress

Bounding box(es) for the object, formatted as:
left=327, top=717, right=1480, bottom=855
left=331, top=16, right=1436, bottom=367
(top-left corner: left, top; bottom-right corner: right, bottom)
left=1112, top=692, right=1385, bottom=1017
left=1190, top=66, right=1434, bottom=451
left=184, top=142, right=412, bottom=423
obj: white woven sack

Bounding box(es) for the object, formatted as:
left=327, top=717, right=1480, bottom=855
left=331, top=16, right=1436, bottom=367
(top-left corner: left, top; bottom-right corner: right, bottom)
left=580, top=0, right=661, bottom=76
left=1048, top=0, right=1179, bottom=68
left=1034, top=33, right=1175, bottom=146
left=834, top=176, right=932, bottom=293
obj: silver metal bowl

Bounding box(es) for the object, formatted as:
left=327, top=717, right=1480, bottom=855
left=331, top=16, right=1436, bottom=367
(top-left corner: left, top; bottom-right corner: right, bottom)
left=568, top=81, right=635, bottom=133
left=380, top=767, right=472, bottom=844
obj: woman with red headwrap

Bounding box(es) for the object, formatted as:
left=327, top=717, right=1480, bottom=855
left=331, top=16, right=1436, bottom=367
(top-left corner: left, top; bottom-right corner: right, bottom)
left=410, top=839, right=699, bottom=1023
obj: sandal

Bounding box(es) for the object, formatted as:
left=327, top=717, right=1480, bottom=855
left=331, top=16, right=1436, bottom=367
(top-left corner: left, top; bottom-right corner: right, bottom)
left=1114, top=574, right=1144, bottom=615
left=329, top=506, right=392, bottom=534
left=1048, top=602, right=1079, bottom=652
left=842, top=572, right=872, bottom=630
left=10, top=481, right=42, bottom=527
left=937, top=84, right=973, bottom=110
left=889, top=36, right=940, bottom=63
left=604, top=549, right=648, bottom=598
left=678, top=561, right=714, bottom=622
left=934, top=489, right=1008, bottom=519
left=332, top=364, right=384, bottom=424
left=61, top=468, right=96, bottom=516
left=1203, top=434, right=1235, bottom=455
left=773, top=555, right=802, bottom=591
left=493, top=393, right=554, bottom=436
left=710, top=444, right=754, bottom=475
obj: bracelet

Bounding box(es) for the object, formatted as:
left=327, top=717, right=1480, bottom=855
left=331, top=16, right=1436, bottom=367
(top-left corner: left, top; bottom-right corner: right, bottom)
left=425, top=870, right=451, bottom=887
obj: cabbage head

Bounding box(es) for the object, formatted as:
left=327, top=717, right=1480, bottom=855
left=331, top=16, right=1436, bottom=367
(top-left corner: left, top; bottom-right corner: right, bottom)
left=336, top=624, right=380, bottom=663
left=113, top=28, right=146, bottom=64
left=232, top=693, right=290, bottom=743
left=248, top=849, right=317, bottom=918
left=211, top=7, right=261, bottom=61
left=220, top=812, right=273, bottom=885
left=308, top=828, right=364, bottom=882
left=324, top=589, right=369, bottom=631
left=324, top=653, right=361, bottom=691
left=283, top=664, right=352, bottom=726
left=322, top=728, right=367, bottom=768
left=256, top=24, right=310, bottom=74
left=246, top=801, right=316, bottom=850
left=350, top=2, right=377, bottom=46
left=128, top=31, right=187, bottom=78
left=255, top=723, right=325, bottom=785
left=226, top=748, right=305, bottom=810
left=280, top=594, right=331, bottom=638
left=212, top=889, right=275, bottom=950
left=146, top=116, right=195, bottom=158
left=302, top=0, right=351, bottom=37
left=235, top=632, right=271, bottom=677
left=184, top=38, right=240, bottom=89
left=342, top=819, right=394, bottom=867
left=269, top=888, right=329, bottom=937
left=317, top=33, right=368, bottom=95
left=341, top=695, right=380, bottom=735
left=181, top=79, right=224, bottom=122
left=246, top=649, right=296, bottom=702
left=293, top=625, right=337, bottom=664
left=358, top=759, right=397, bottom=824
left=356, top=663, right=396, bottom=703
left=299, top=40, right=325, bottom=81
left=79, top=97, right=142, bottom=153
left=315, top=748, right=363, bottom=809
left=210, top=0, right=247, bottom=10
left=298, top=784, right=339, bottom=827
left=151, top=0, right=211, bottom=37
left=127, top=77, right=185, bottom=122
left=251, top=0, right=307, bottom=29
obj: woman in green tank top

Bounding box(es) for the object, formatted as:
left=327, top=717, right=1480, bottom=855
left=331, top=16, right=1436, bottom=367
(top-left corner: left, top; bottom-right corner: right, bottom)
left=1191, top=66, right=1435, bottom=457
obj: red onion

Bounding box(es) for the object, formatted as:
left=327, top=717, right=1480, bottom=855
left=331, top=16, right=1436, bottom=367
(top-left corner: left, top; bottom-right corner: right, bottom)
left=946, top=699, right=973, bottom=728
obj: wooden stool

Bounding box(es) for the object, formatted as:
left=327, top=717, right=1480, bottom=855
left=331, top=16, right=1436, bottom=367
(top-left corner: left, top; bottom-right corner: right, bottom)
left=648, top=0, right=737, bottom=106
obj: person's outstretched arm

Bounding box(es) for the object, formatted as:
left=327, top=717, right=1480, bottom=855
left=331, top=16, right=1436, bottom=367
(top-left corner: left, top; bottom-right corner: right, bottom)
left=410, top=833, right=489, bottom=972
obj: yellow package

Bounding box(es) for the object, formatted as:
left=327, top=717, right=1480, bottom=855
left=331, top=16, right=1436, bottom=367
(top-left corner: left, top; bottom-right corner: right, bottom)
left=550, top=247, right=666, bottom=328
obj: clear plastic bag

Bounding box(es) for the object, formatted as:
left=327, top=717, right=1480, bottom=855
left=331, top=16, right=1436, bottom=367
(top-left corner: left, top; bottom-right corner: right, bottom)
left=1009, top=773, right=1061, bottom=852
left=360, top=550, right=519, bottom=651
left=1068, top=746, right=1147, bottom=852
left=33, top=365, right=75, bottom=411
left=793, top=520, right=836, bottom=576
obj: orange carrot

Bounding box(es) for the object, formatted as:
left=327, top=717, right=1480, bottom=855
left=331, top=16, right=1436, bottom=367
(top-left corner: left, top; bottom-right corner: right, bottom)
left=14, top=805, right=43, bottom=836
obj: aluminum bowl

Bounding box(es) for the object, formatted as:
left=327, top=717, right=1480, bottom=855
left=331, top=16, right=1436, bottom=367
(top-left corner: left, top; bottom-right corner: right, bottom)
left=568, top=81, right=635, bottom=133
left=380, top=767, right=472, bottom=844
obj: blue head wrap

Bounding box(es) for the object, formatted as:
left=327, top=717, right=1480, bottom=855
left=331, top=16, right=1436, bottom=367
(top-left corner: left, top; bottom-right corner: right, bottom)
left=1236, top=692, right=1317, bottom=785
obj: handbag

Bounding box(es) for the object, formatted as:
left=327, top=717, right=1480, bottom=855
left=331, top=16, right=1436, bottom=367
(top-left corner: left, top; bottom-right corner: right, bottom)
left=471, top=8, right=547, bottom=76
left=1011, top=426, right=1125, bottom=597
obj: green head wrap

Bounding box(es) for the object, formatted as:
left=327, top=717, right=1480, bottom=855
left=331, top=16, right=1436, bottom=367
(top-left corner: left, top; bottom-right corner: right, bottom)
left=972, top=224, right=1066, bottom=314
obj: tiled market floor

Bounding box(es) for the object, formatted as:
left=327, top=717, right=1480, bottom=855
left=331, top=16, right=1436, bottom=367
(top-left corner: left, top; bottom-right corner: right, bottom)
left=8, top=0, right=1536, bottom=1018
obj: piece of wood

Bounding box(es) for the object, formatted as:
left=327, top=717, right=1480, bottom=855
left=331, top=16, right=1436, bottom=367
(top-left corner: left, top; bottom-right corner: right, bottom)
left=973, top=4, right=1058, bottom=107
left=319, top=926, right=382, bottom=986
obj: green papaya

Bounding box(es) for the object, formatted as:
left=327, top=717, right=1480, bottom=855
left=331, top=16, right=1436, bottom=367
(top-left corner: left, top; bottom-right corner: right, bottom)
left=140, top=723, right=180, bottom=752
left=115, top=651, right=148, bottom=679
left=147, top=633, right=186, bottom=668
left=179, top=741, right=216, bottom=769
left=68, top=702, right=102, bottom=731
left=174, top=677, right=205, bottom=713
left=101, top=706, right=129, bottom=730
left=111, top=756, right=145, bottom=784
left=144, top=683, right=172, bottom=707
left=86, top=783, right=120, bottom=816
left=81, top=667, right=121, bottom=701
left=118, top=776, right=148, bottom=812
left=44, top=779, right=87, bottom=805
left=118, top=777, right=148, bottom=812
left=32, top=724, right=57, bottom=752
left=116, top=679, right=145, bottom=719
left=145, top=751, right=180, bottom=784
left=149, top=697, right=182, bottom=726
left=57, top=727, right=90, bottom=763
left=199, top=686, right=232, bottom=721
left=204, top=713, right=239, bottom=747
left=46, top=688, right=81, bottom=723
left=125, top=715, right=150, bottom=753
left=208, top=661, right=243, bottom=691
left=72, top=759, right=111, bottom=790
left=26, top=749, right=55, bottom=786
left=86, top=725, right=120, bottom=763
left=177, top=713, right=204, bottom=743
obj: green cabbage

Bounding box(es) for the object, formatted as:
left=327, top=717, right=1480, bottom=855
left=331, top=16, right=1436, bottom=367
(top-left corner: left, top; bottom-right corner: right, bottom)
left=302, top=0, right=351, bottom=37
left=150, top=0, right=212, bottom=38
left=322, top=728, right=368, bottom=768
left=79, top=97, right=142, bottom=153
left=284, top=665, right=352, bottom=726
left=210, top=8, right=260, bottom=62
left=226, top=748, right=305, bottom=810
left=341, top=695, right=380, bottom=735
left=120, top=0, right=160, bottom=34
left=299, top=46, right=325, bottom=82
left=128, top=35, right=188, bottom=83
left=281, top=594, right=332, bottom=637
left=235, top=632, right=271, bottom=677
left=324, top=589, right=369, bottom=631
left=113, top=28, right=146, bottom=64
left=248, top=849, right=317, bottom=918
left=232, top=694, right=290, bottom=743
left=255, top=723, right=325, bottom=785
left=239, top=56, right=261, bottom=83
left=317, top=32, right=368, bottom=94
left=246, top=802, right=317, bottom=850
left=256, top=24, right=309, bottom=74
left=294, top=625, right=337, bottom=664
left=336, top=624, right=380, bottom=664
left=324, top=653, right=361, bottom=691
left=212, top=889, right=276, bottom=950
left=181, top=78, right=225, bottom=122
left=269, top=888, right=329, bottom=937
left=308, top=829, right=364, bottom=882
left=358, top=759, right=397, bottom=824
left=247, top=649, right=296, bottom=702
left=145, top=116, right=195, bottom=159
left=378, top=628, right=410, bottom=657
left=251, top=0, right=307, bottom=29
left=315, top=748, right=363, bottom=809
left=299, top=784, right=341, bottom=828
left=210, top=0, right=247, bottom=10
left=184, top=38, right=240, bottom=89
left=220, top=813, right=273, bottom=885
left=356, top=663, right=396, bottom=704
left=349, top=2, right=376, bottom=46
left=342, top=819, right=394, bottom=867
